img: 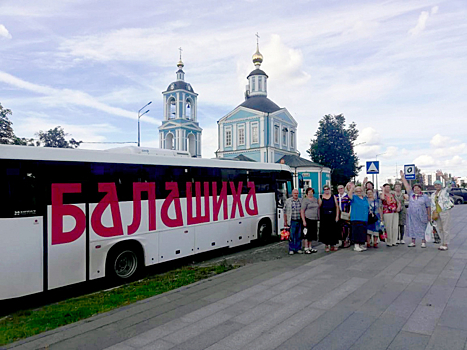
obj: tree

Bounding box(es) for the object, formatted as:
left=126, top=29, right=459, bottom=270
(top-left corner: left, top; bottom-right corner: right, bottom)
left=0, top=102, right=16, bottom=144
left=307, top=114, right=361, bottom=190
left=36, top=126, right=82, bottom=148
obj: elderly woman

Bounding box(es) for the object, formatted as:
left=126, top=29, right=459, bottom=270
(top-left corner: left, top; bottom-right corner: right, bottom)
left=381, top=183, right=401, bottom=247
left=347, top=182, right=369, bottom=252
left=431, top=170, right=454, bottom=251
left=394, top=183, right=408, bottom=244
left=366, top=188, right=383, bottom=248
left=336, top=184, right=351, bottom=248
left=399, top=170, right=431, bottom=248
left=301, top=187, right=319, bottom=254
left=319, top=185, right=340, bottom=252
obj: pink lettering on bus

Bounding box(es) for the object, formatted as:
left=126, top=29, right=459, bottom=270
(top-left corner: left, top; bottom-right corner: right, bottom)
left=230, top=181, right=244, bottom=218
left=91, top=183, right=124, bottom=237
left=127, top=182, right=156, bottom=235
left=212, top=181, right=228, bottom=221
left=160, top=182, right=184, bottom=227
left=245, top=181, right=259, bottom=216
left=51, top=183, right=86, bottom=245
left=187, top=182, right=210, bottom=225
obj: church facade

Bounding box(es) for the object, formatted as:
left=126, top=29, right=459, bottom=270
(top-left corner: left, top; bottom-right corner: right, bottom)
left=215, top=45, right=299, bottom=163
left=158, top=57, right=202, bottom=157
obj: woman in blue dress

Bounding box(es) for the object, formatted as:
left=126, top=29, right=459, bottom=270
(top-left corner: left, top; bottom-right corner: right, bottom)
left=399, top=170, right=431, bottom=248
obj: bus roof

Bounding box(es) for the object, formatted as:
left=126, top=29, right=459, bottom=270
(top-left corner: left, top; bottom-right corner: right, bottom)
left=0, top=144, right=291, bottom=172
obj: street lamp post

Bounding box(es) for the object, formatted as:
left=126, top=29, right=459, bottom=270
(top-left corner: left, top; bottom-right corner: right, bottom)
left=138, top=101, right=152, bottom=147
left=375, top=152, right=386, bottom=189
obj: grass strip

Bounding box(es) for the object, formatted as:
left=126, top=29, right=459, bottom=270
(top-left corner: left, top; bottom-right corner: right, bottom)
left=0, top=263, right=236, bottom=346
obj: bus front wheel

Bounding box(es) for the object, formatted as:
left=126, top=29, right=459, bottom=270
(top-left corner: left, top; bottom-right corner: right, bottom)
left=257, top=219, right=272, bottom=244
left=106, top=244, right=142, bottom=281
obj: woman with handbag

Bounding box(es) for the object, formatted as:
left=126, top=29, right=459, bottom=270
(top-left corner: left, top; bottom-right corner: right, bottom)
left=336, top=184, right=351, bottom=248
left=318, top=185, right=340, bottom=252
left=399, top=170, right=431, bottom=248
left=366, top=188, right=383, bottom=248
left=300, top=187, right=319, bottom=254
left=381, top=184, right=401, bottom=247
left=347, top=182, right=369, bottom=252
left=430, top=170, right=454, bottom=251
left=394, top=183, right=408, bottom=244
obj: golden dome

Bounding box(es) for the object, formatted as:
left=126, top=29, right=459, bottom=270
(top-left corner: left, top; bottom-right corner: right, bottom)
left=252, top=45, right=263, bottom=65
left=177, top=59, right=184, bottom=68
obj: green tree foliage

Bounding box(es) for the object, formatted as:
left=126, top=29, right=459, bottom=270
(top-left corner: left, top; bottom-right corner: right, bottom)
left=0, top=102, right=16, bottom=144
left=36, top=126, right=82, bottom=148
left=307, top=114, right=361, bottom=189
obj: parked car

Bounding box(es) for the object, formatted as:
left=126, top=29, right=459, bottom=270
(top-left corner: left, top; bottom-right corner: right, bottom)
left=450, top=187, right=467, bottom=203
left=423, top=191, right=463, bottom=205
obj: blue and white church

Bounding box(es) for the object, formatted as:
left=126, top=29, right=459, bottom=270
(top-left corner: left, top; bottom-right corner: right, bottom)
left=158, top=56, right=202, bottom=157
left=215, top=44, right=299, bottom=163
left=215, top=43, right=331, bottom=197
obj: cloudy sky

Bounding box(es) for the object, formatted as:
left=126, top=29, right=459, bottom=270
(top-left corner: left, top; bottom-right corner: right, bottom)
left=1, top=0, right=466, bottom=183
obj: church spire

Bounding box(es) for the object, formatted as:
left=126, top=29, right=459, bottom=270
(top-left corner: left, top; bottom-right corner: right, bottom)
left=252, top=32, right=263, bottom=68
left=176, top=47, right=185, bottom=81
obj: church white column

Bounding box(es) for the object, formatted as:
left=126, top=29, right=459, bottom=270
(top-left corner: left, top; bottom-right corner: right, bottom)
left=197, top=133, right=201, bottom=157
left=219, top=125, right=224, bottom=152
left=260, top=115, right=265, bottom=147
left=232, top=124, right=237, bottom=150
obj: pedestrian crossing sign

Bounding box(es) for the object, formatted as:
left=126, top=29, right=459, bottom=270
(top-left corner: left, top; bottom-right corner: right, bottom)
left=366, top=161, right=379, bottom=174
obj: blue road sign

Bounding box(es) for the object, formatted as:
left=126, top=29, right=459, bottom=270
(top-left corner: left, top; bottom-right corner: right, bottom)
left=404, top=164, right=416, bottom=180
left=366, top=161, right=379, bottom=174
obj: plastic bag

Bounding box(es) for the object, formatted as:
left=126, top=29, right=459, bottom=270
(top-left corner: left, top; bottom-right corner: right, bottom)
left=425, top=222, right=434, bottom=243
left=280, top=228, right=290, bottom=241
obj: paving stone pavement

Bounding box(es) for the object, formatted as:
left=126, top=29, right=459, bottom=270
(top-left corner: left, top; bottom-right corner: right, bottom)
left=6, top=206, right=467, bottom=350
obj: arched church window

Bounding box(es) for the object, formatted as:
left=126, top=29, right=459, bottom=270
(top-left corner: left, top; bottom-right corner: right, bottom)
left=258, top=77, right=262, bottom=91
left=168, top=97, right=176, bottom=119
left=186, top=99, right=192, bottom=119
left=252, top=77, right=256, bottom=91
left=166, top=133, right=174, bottom=149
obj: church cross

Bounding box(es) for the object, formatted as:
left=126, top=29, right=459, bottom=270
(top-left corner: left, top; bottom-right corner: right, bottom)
left=179, top=47, right=183, bottom=60
left=255, top=32, right=260, bottom=46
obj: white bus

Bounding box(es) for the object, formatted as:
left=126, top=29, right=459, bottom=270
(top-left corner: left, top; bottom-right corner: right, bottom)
left=0, top=145, right=292, bottom=300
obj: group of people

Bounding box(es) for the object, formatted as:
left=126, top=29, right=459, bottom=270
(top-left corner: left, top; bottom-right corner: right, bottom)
left=284, top=170, right=453, bottom=254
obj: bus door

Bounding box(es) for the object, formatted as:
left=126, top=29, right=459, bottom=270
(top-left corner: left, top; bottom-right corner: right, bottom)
left=275, top=180, right=289, bottom=233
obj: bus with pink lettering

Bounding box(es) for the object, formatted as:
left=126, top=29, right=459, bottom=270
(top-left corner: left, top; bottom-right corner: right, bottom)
left=0, top=144, right=292, bottom=300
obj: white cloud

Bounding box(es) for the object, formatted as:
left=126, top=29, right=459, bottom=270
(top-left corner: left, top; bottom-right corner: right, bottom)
left=0, top=24, right=11, bottom=39
left=408, top=7, right=438, bottom=36
left=413, top=154, right=436, bottom=167
left=430, top=133, right=453, bottom=147
left=0, top=70, right=159, bottom=124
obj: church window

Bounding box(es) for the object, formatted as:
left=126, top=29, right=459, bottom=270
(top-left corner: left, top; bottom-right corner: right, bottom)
left=238, top=125, right=245, bottom=145
left=225, top=128, right=232, bottom=147
left=168, top=97, right=176, bottom=119
left=264, top=78, right=267, bottom=91
left=274, top=125, right=279, bottom=144
left=186, top=99, right=192, bottom=119
left=290, top=131, right=295, bottom=148
left=252, top=77, right=256, bottom=91
left=258, top=77, right=262, bottom=91
left=251, top=123, right=259, bottom=143
left=282, top=127, right=288, bottom=146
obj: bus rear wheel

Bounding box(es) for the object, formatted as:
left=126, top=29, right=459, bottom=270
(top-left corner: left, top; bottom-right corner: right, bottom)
left=106, top=244, right=142, bottom=281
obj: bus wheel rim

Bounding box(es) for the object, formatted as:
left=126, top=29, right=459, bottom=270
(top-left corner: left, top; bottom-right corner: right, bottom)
left=114, top=250, right=138, bottom=278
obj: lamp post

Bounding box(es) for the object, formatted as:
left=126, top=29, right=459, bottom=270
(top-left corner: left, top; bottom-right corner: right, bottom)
left=375, top=152, right=386, bottom=189
left=138, top=101, right=152, bottom=147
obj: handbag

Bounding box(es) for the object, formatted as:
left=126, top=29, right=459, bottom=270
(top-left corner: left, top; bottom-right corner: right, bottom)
left=432, top=210, right=439, bottom=221
left=280, top=228, right=290, bottom=241
left=379, top=229, right=387, bottom=241
left=368, top=212, right=378, bottom=224
left=340, top=211, right=351, bottom=221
